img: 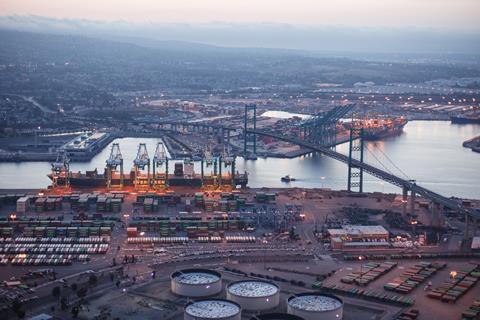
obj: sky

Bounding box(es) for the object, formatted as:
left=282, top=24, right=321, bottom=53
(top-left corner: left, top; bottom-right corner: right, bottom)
left=1, top=0, right=479, bottom=31
left=1, top=1, right=479, bottom=54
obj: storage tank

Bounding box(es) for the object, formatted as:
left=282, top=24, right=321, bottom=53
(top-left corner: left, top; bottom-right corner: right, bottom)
left=250, top=313, right=305, bottom=320
left=287, top=293, right=343, bottom=320
left=226, top=280, right=280, bottom=311
left=184, top=299, right=241, bottom=320
left=171, top=269, right=222, bottom=297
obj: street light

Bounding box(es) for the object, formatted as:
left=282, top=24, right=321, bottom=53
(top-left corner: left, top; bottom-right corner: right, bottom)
left=320, top=176, right=326, bottom=188
left=358, top=255, right=364, bottom=282
left=123, top=214, right=130, bottom=227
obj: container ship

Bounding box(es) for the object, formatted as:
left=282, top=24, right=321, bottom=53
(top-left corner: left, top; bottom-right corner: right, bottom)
left=451, top=114, right=480, bottom=124
left=360, top=117, right=408, bottom=141
left=48, top=162, right=248, bottom=188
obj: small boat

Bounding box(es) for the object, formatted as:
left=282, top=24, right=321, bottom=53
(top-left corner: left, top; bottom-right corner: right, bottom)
left=281, top=175, right=296, bottom=182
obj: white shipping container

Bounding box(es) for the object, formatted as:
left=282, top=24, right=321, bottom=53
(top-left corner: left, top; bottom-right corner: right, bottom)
left=16, top=196, right=30, bottom=213
left=184, top=163, right=194, bottom=176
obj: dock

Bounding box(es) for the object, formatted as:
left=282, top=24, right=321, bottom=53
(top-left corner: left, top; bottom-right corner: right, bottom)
left=463, top=135, right=480, bottom=153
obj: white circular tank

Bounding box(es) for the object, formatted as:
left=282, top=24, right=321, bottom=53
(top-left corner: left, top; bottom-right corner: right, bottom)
left=171, top=269, right=222, bottom=297
left=226, top=280, right=280, bottom=311
left=184, top=299, right=241, bottom=320
left=287, top=293, right=343, bottom=320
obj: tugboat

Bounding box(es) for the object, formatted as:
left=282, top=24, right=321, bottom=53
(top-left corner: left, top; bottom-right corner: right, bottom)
left=281, top=175, right=296, bottom=182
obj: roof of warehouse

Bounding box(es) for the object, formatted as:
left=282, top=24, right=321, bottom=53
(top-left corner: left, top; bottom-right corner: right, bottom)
left=328, top=225, right=388, bottom=236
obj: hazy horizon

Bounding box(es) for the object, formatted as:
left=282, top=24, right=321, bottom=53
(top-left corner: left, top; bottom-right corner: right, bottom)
left=1, top=15, right=480, bottom=55
left=1, top=0, right=480, bottom=54
left=1, top=0, right=479, bottom=31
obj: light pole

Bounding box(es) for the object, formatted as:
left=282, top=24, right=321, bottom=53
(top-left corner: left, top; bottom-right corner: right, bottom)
left=358, top=255, right=364, bottom=282
left=123, top=214, right=130, bottom=227
left=34, top=126, right=41, bottom=149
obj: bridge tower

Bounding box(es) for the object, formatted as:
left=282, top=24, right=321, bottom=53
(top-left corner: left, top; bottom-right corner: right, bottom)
left=106, top=143, right=124, bottom=189
left=243, top=104, right=257, bottom=157
left=347, top=127, right=364, bottom=192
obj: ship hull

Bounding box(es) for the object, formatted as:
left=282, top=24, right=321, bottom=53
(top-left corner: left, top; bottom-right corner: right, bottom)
left=363, top=126, right=405, bottom=141
left=48, top=174, right=246, bottom=188
left=451, top=116, right=480, bottom=124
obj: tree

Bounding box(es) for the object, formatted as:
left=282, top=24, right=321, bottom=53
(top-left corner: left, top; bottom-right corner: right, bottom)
left=71, top=306, right=79, bottom=318
left=60, top=297, right=68, bottom=311
left=52, top=286, right=61, bottom=300
left=11, top=298, right=26, bottom=318
left=88, top=274, right=98, bottom=286
left=289, top=226, right=296, bottom=240
left=76, top=287, right=87, bottom=302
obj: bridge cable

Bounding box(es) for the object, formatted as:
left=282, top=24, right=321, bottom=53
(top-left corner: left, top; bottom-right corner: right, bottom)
left=364, top=146, right=395, bottom=175
left=371, top=146, right=410, bottom=180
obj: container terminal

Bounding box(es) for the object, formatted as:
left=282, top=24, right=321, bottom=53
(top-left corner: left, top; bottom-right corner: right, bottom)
left=0, top=175, right=479, bottom=319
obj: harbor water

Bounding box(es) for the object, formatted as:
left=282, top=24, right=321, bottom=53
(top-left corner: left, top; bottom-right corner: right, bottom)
left=0, top=121, right=479, bottom=199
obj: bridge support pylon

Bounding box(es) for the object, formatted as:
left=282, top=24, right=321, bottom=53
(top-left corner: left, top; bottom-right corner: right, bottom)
left=402, top=187, right=408, bottom=217
left=410, top=190, right=416, bottom=215
left=464, top=212, right=470, bottom=240
left=243, top=104, right=257, bottom=157
left=347, top=127, right=364, bottom=192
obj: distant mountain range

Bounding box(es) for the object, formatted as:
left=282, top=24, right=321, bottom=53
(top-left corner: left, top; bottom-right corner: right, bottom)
left=1, top=15, right=480, bottom=58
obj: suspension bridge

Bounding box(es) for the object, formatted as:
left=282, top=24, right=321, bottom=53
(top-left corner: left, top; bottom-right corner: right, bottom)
left=248, top=129, right=472, bottom=209
left=241, top=104, right=479, bottom=239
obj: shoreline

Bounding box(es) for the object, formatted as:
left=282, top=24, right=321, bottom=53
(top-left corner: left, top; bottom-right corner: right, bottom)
left=1, top=120, right=479, bottom=162
left=463, top=135, right=480, bottom=153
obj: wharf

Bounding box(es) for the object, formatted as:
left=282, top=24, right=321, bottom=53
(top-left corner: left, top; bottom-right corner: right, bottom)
left=463, top=135, right=480, bottom=153
left=0, top=151, right=58, bottom=162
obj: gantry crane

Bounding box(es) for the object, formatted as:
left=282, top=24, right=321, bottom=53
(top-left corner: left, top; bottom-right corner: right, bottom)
left=152, top=142, right=168, bottom=189
left=204, top=147, right=213, bottom=167
left=199, top=146, right=213, bottom=187
left=300, top=104, right=354, bottom=146
left=133, top=143, right=150, bottom=189
left=222, top=145, right=236, bottom=188
left=212, top=146, right=236, bottom=188
left=51, top=150, right=70, bottom=188
left=106, top=143, right=123, bottom=189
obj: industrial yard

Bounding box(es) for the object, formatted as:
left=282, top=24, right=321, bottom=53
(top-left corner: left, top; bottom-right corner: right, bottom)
left=0, top=184, right=479, bottom=320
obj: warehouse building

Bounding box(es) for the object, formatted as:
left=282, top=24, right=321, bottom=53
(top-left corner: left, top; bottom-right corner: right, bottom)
left=327, top=225, right=389, bottom=250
